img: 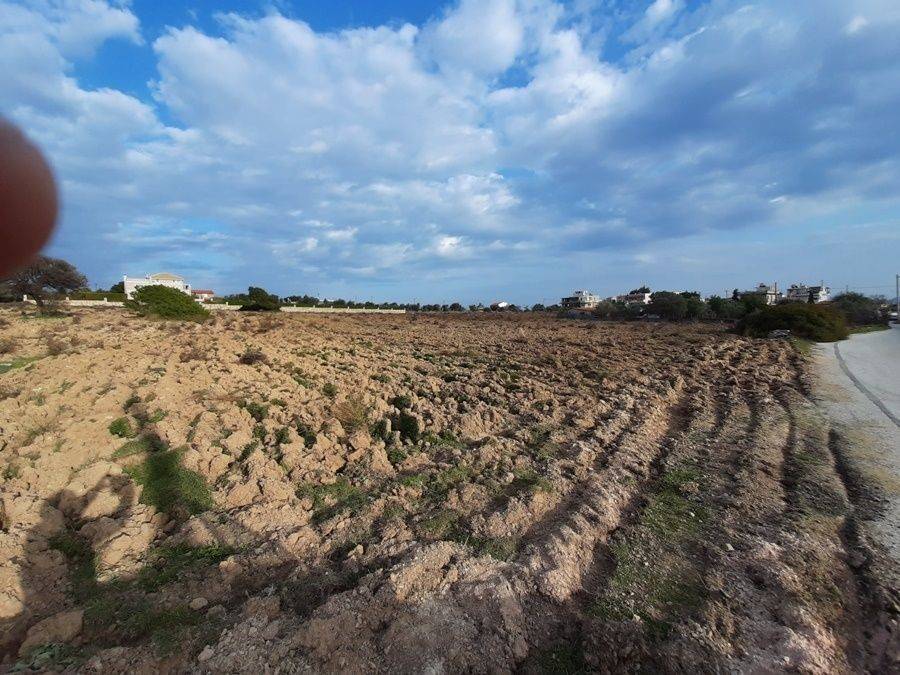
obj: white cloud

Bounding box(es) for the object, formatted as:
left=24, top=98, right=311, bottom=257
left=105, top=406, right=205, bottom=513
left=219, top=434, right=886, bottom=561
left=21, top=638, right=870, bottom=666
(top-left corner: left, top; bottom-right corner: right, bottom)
left=2, top=0, right=899, bottom=302
left=421, top=0, right=524, bottom=76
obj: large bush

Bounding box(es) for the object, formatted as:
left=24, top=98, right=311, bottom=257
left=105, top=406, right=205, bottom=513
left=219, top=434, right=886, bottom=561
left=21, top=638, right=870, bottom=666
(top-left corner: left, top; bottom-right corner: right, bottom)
left=648, top=292, right=688, bottom=321
left=238, top=286, right=280, bottom=311
left=829, top=292, right=885, bottom=326
left=126, top=285, right=209, bottom=321
left=738, top=303, right=848, bottom=341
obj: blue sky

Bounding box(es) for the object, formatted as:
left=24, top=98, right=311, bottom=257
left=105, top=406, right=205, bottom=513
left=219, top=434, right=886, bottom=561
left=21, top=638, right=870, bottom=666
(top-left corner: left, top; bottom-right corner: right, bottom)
left=2, top=0, right=899, bottom=303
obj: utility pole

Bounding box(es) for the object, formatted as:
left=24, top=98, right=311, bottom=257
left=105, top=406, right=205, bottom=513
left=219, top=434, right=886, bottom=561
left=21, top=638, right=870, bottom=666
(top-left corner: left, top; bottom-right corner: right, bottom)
left=895, top=274, right=899, bottom=323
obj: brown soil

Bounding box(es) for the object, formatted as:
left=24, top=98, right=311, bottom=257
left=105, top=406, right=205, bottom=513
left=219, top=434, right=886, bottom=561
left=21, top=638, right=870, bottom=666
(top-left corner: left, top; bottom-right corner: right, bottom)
left=0, top=308, right=896, bottom=673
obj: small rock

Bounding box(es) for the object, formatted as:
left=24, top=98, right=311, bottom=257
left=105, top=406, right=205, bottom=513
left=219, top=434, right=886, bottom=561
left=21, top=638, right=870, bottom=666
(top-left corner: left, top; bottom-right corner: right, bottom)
left=190, top=597, right=209, bottom=610
left=19, top=609, right=84, bottom=656
left=244, top=595, right=281, bottom=620
left=207, top=604, right=227, bottom=620
left=724, top=543, right=735, bottom=552
left=198, top=645, right=215, bottom=662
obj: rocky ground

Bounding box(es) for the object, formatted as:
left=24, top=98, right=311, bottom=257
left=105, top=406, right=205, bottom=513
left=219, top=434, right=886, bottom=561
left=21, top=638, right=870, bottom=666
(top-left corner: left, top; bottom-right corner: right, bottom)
left=0, top=307, right=896, bottom=673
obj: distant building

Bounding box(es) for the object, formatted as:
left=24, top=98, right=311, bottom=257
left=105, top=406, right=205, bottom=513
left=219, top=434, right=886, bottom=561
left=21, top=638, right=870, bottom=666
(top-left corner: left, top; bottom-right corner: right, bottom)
left=192, top=289, right=215, bottom=303
left=740, top=283, right=781, bottom=305
left=123, top=273, right=192, bottom=299
left=785, top=283, right=829, bottom=304
left=613, top=291, right=652, bottom=305
left=561, top=290, right=600, bottom=309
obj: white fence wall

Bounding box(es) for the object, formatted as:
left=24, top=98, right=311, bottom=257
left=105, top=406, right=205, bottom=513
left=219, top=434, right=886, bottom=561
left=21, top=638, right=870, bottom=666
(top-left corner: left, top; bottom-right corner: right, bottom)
left=20, top=296, right=406, bottom=314
left=280, top=307, right=405, bottom=314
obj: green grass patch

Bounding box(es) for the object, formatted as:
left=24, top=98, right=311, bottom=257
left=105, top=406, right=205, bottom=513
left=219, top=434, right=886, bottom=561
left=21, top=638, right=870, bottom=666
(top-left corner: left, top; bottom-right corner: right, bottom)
left=49, top=531, right=98, bottom=602
left=322, top=383, right=338, bottom=399
left=112, top=433, right=165, bottom=459
left=507, top=469, right=554, bottom=496
left=419, top=509, right=461, bottom=538
left=108, top=416, right=136, bottom=438
left=137, top=544, right=235, bottom=591
left=422, top=430, right=465, bottom=449
left=589, top=464, right=708, bottom=642
left=790, top=337, right=813, bottom=356
left=124, top=448, right=213, bottom=516
left=526, top=425, right=559, bottom=461
left=0, top=355, right=42, bottom=375
left=534, top=642, right=588, bottom=674
left=242, top=400, right=268, bottom=422
left=849, top=324, right=889, bottom=335
left=297, top=478, right=369, bottom=523
left=424, top=464, right=472, bottom=502
left=398, top=473, right=427, bottom=488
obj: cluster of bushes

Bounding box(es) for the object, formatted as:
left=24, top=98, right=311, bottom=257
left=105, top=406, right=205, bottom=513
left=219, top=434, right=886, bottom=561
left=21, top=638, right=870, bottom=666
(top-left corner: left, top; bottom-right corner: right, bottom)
left=737, top=303, right=849, bottom=341
left=126, top=285, right=210, bottom=321
left=586, top=289, right=888, bottom=342
left=591, top=291, right=762, bottom=322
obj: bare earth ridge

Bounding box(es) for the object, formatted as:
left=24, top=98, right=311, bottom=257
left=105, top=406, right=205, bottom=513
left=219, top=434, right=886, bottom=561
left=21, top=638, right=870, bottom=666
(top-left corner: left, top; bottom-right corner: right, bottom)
left=0, top=309, right=897, bottom=672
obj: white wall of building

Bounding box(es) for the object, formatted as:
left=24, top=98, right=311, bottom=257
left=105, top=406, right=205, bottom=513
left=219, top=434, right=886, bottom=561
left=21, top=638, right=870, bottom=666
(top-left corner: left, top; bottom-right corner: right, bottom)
left=123, top=274, right=192, bottom=299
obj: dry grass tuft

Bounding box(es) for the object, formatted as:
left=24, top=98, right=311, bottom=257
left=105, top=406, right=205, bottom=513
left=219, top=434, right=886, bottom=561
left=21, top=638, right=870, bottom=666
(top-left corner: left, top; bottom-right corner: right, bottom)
left=238, top=347, right=268, bottom=365
left=333, top=396, right=371, bottom=433
left=0, top=336, right=16, bottom=354
left=46, top=336, right=69, bottom=356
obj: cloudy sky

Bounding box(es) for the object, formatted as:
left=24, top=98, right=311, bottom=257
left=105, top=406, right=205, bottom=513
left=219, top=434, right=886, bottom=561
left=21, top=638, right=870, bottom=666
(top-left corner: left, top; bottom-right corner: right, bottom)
left=2, top=0, right=899, bottom=303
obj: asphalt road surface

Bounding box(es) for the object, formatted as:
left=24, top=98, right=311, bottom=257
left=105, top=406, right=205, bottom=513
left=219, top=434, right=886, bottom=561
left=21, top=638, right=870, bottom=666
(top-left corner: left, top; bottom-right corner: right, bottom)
left=815, top=325, right=900, bottom=559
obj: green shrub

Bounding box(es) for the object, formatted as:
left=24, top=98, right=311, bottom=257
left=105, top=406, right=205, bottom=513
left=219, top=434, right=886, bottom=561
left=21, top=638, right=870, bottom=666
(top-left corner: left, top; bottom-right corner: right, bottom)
left=394, top=411, right=420, bottom=442
left=738, top=303, right=848, bottom=342
left=237, top=286, right=280, bottom=312
left=322, top=383, right=338, bottom=399
left=295, top=422, right=317, bottom=447
left=390, top=394, right=412, bottom=410
left=126, top=285, right=209, bottom=321
left=124, top=448, right=213, bottom=516
left=243, top=401, right=268, bottom=422
left=70, top=291, right=127, bottom=301
left=108, top=416, right=136, bottom=438
left=829, top=292, right=885, bottom=326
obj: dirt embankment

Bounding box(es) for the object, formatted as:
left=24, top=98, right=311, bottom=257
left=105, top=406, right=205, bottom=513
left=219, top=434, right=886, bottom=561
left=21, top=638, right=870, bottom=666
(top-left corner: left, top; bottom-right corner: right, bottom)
left=0, top=309, right=896, bottom=672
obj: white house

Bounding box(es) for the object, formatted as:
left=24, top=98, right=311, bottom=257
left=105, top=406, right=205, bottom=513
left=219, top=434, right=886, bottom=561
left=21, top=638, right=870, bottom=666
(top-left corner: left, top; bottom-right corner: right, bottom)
left=561, top=290, right=600, bottom=309
left=123, top=273, right=192, bottom=299
left=192, top=289, right=215, bottom=303
left=741, top=283, right=781, bottom=305
left=785, top=283, right=830, bottom=304
left=613, top=291, right=652, bottom=305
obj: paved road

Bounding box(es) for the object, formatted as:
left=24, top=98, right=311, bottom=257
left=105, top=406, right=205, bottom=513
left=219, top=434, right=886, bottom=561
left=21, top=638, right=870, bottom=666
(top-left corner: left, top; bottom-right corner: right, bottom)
left=815, top=325, right=900, bottom=559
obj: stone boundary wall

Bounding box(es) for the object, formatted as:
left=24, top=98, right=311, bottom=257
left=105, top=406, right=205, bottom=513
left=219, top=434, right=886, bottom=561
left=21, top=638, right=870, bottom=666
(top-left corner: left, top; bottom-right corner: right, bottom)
left=280, top=307, right=406, bottom=314
left=205, top=304, right=242, bottom=311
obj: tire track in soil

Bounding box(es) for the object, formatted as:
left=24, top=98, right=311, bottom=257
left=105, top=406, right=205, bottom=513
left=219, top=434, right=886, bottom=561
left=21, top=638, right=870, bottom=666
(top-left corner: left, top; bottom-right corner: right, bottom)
left=514, top=360, right=738, bottom=671
left=765, top=377, right=882, bottom=673
left=508, top=383, right=697, bottom=660
left=572, top=344, right=811, bottom=672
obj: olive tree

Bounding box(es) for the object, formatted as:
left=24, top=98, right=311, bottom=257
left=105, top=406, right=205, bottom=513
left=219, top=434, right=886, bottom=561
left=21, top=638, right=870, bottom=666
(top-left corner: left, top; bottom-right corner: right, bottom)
left=3, top=255, right=87, bottom=309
